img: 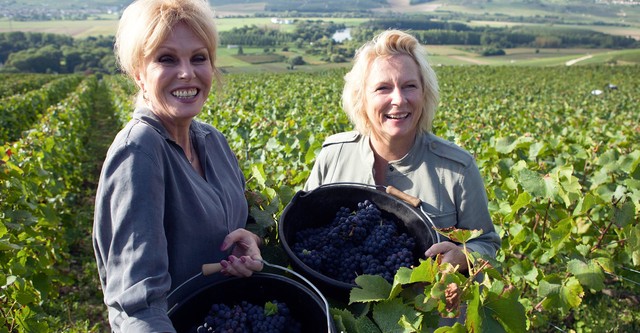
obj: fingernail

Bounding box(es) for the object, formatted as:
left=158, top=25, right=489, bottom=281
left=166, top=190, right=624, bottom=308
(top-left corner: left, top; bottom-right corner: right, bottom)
left=240, top=257, right=247, bottom=263
left=220, top=261, right=228, bottom=268
left=229, top=256, right=236, bottom=263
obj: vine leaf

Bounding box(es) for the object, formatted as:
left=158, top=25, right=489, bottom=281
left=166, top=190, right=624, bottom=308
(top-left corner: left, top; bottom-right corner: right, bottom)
left=538, top=276, right=584, bottom=313
left=434, top=227, right=483, bottom=244
left=434, top=322, right=467, bottom=332
left=480, top=284, right=528, bottom=333
left=567, top=259, right=605, bottom=292
left=626, top=224, right=640, bottom=266
left=350, top=274, right=392, bottom=304
left=517, top=168, right=558, bottom=200
left=372, top=298, right=420, bottom=333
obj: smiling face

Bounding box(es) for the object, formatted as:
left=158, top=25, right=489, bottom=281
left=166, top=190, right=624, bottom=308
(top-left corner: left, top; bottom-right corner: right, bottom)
left=135, top=21, right=213, bottom=127
left=364, top=54, right=424, bottom=145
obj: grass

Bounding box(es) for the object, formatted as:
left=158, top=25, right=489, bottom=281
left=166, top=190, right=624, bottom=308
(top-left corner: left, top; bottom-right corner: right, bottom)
left=0, top=17, right=119, bottom=38
left=0, top=16, right=366, bottom=38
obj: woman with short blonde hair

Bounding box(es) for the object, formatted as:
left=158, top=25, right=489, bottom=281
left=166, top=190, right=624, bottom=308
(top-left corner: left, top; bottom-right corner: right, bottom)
left=342, top=29, right=439, bottom=135
left=114, top=0, right=222, bottom=107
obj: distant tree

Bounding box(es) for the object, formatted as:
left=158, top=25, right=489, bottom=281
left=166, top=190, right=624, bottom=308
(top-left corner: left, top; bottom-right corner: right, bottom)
left=288, top=55, right=305, bottom=69
left=481, top=47, right=506, bottom=56
left=5, top=45, right=63, bottom=73
left=100, top=54, right=118, bottom=74
left=62, top=46, right=83, bottom=73
left=329, top=54, right=346, bottom=63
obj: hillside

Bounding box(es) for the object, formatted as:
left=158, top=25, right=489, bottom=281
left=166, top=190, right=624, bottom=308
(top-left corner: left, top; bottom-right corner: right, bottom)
left=2, top=0, right=640, bottom=22
left=2, top=0, right=639, bottom=39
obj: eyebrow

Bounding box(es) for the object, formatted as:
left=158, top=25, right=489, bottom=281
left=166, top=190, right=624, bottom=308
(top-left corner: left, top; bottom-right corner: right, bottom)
left=156, top=45, right=208, bottom=53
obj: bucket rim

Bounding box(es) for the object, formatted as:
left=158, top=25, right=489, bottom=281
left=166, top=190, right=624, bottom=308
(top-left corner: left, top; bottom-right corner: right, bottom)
left=278, top=182, right=441, bottom=293
left=290, top=182, right=440, bottom=240
left=168, top=270, right=335, bottom=332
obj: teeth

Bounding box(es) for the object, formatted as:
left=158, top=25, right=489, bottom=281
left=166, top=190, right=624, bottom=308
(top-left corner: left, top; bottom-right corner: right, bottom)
left=386, top=113, right=409, bottom=119
left=172, top=88, right=198, bottom=98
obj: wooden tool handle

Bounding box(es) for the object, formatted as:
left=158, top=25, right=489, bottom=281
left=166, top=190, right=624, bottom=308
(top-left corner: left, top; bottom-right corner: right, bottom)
left=386, top=185, right=421, bottom=208
left=202, top=263, right=223, bottom=276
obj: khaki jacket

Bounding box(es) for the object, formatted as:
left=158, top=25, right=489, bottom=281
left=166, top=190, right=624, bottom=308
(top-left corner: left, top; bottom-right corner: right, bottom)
left=304, top=131, right=501, bottom=258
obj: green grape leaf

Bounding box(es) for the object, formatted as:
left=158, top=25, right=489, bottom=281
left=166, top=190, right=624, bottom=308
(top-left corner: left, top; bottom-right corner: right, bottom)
left=264, top=301, right=278, bottom=316
left=434, top=322, right=467, bottom=333
left=372, top=298, right=419, bottom=333
left=330, top=308, right=357, bottom=333
left=567, top=259, right=605, bottom=292
left=350, top=274, right=392, bottom=304
left=435, top=228, right=483, bottom=243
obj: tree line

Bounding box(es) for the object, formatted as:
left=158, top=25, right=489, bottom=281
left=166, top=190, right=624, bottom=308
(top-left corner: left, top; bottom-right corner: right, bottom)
left=359, top=17, right=639, bottom=49
left=1, top=16, right=637, bottom=74
left=0, top=32, right=116, bottom=74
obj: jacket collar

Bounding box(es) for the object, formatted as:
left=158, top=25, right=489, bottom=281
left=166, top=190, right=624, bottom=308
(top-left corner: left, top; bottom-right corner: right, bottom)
left=132, top=107, right=208, bottom=141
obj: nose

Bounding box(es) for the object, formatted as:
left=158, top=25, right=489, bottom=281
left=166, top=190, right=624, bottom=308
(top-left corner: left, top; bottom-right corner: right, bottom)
left=178, top=62, right=194, bottom=80
left=391, top=86, right=405, bottom=106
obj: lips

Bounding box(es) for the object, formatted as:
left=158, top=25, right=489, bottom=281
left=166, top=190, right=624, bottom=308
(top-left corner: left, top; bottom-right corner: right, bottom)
left=171, top=88, right=198, bottom=99
left=385, top=113, right=410, bottom=120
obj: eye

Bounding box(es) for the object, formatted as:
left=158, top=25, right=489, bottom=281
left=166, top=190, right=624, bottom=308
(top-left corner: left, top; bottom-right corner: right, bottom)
left=192, top=54, right=209, bottom=63
left=404, top=82, right=421, bottom=91
left=158, top=54, right=175, bottom=63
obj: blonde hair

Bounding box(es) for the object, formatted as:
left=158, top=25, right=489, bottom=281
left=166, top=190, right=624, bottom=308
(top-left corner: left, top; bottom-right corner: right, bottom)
left=342, top=29, right=439, bottom=135
left=115, top=0, right=221, bottom=104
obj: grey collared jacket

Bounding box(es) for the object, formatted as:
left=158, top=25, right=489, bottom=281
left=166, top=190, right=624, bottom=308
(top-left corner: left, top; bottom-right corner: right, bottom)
left=93, top=107, right=247, bottom=332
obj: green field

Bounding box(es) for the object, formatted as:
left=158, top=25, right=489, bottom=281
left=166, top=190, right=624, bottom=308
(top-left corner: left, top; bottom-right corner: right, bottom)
left=0, top=16, right=367, bottom=37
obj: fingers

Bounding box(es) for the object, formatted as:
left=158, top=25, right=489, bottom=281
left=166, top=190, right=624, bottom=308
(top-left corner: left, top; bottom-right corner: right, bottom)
left=424, top=241, right=458, bottom=258
left=220, top=228, right=262, bottom=252
left=218, top=229, right=264, bottom=277
left=424, top=241, right=468, bottom=271
left=219, top=255, right=263, bottom=277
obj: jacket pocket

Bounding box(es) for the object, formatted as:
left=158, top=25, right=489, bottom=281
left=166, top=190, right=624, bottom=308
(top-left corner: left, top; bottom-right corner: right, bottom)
left=422, top=209, right=457, bottom=229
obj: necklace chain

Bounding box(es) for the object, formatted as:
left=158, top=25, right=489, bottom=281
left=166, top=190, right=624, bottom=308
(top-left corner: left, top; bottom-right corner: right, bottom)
left=188, top=140, right=195, bottom=165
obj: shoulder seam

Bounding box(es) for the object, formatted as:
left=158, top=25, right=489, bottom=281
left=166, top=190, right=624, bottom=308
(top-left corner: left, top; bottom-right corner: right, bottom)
left=427, top=135, right=473, bottom=167
left=322, top=131, right=360, bottom=147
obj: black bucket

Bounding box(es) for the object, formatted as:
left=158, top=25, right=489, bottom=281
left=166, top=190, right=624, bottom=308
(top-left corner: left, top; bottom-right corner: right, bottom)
left=168, top=272, right=334, bottom=333
left=278, top=183, right=439, bottom=302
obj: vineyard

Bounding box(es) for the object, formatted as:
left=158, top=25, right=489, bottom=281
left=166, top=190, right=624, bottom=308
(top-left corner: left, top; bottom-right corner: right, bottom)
left=1, top=65, right=639, bottom=332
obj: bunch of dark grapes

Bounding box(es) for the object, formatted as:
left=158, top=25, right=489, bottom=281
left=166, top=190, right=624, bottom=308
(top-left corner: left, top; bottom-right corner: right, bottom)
left=292, top=200, right=416, bottom=284
left=192, top=300, right=301, bottom=333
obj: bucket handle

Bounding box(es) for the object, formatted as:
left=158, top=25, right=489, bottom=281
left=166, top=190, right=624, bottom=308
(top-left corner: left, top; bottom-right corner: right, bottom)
left=199, top=260, right=333, bottom=333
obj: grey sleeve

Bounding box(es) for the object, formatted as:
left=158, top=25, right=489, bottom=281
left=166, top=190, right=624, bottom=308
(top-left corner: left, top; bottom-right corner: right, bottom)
left=93, top=146, right=175, bottom=333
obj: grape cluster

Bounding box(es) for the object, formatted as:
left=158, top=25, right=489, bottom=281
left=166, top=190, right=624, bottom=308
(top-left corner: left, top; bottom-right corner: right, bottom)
left=292, top=200, right=416, bottom=284
left=192, top=300, right=301, bottom=333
